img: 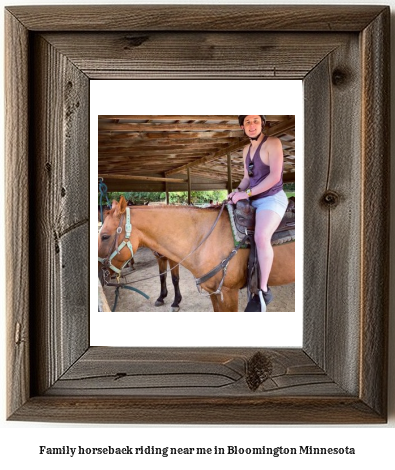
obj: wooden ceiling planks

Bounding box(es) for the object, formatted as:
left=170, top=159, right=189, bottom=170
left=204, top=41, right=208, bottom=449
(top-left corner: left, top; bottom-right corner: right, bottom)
left=98, top=115, right=296, bottom=192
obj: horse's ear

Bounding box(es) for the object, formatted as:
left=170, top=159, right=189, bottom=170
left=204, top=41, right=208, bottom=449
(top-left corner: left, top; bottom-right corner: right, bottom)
left=118, top=195, right=127, bottom=214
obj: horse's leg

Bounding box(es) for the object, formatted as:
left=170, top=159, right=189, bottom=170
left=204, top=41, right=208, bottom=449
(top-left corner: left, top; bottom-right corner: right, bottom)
left=155, top=256, right=168, bottom=307
left=209, top=287, right=239, bottom=312
left=168, top=260, right=182, bottom=312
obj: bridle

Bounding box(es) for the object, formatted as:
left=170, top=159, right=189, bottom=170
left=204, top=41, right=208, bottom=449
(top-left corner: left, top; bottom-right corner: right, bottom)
left=98, top=207, right=134, bottom=280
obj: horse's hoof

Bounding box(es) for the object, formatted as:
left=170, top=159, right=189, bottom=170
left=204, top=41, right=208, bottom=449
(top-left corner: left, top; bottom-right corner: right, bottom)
left=170, top=306, right=180, bottom=312
left=155, top=300, right=165, bottom=307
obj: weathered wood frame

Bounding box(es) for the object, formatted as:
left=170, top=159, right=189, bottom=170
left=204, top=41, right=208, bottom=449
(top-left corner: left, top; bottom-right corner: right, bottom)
left=5, top=5, right=390, bottom=424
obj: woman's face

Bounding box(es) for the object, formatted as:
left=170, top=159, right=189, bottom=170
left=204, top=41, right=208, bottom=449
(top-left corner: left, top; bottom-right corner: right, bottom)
left=242, top=115, right=262, bottom=139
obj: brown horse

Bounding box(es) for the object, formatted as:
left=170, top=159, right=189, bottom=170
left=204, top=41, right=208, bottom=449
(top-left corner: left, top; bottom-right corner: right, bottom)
left=98, top=204, right=182, bottom=311
left=98, top=196, right=295, bottom=312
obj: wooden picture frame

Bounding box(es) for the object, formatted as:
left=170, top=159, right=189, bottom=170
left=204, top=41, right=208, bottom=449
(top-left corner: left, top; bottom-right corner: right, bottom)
left=5, top=5, right=390, bottom=424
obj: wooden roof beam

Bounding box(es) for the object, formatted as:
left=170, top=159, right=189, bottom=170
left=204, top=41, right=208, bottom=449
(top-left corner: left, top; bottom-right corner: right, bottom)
left=98, top=116, right=293, bottom=132
left=99, top=122, right=241, bottom=132
left=98, top=131, right=244, bottom=141
left=98, top=115, right=289, bottom=121
left=98, top=143, right=233, bottom=153
left=165, top=139, right=250, bottom=176
left=166, top=116, right=295, bottom=176
left=98, top=174, right=187, bottom=183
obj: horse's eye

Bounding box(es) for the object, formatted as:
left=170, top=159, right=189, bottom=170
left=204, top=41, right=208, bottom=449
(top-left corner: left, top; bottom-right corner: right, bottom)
left=101, top=234, right=111, bottom=242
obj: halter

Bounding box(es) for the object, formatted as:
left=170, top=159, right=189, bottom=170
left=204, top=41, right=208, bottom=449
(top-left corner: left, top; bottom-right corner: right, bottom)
left=98, top=207, right=134, bottom=279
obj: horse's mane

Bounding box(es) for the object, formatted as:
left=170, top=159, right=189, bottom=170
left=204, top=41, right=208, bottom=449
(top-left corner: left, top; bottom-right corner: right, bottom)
left=130, top=205, right=221, bottom=212
left=110, top=199, right=223, bottom=218
left=121, top=204, right=221, bottom=212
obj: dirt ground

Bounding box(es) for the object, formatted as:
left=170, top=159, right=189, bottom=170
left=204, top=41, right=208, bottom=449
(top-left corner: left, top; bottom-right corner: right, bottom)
left=102, top=247, right=295, bottom=313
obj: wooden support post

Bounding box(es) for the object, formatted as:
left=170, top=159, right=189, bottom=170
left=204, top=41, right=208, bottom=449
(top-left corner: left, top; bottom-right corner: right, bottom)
left=187, top=167, right=191, bottom=205
left=227, top=153, right=233, bottom=194
left=165, top=177, right=170, bottom=205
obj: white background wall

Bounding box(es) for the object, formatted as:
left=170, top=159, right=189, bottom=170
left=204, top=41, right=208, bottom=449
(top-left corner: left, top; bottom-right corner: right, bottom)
left=1, top=1, right=393, bottom=469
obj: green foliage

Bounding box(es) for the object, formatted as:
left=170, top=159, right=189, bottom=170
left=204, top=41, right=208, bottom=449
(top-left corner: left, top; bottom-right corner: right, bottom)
left=168, top=190, right=227, bottom=205
left=99, top=191, right=162, bottom=205
left=283, top=182, right=295, bottom=192
left=283, top=183, right=295, bottom=199
left=98, top=190, right=228, bottom=206
left=126, top=192, right=164, bottom=204
left=99, top=186, right=294, bottom=205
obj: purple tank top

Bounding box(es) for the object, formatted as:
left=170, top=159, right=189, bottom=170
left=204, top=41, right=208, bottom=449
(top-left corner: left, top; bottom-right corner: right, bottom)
left=246, top=135, right=283, bottom=200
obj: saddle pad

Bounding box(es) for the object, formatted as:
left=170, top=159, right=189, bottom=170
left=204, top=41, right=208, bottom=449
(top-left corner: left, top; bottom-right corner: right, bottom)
left=272, top=228, right=295, bottom=245
left=226, top=203, right=252, bottom=247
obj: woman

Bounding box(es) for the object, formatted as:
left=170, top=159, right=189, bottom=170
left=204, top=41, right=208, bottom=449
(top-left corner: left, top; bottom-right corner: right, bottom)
left=228, top=115, right=288, bottom=312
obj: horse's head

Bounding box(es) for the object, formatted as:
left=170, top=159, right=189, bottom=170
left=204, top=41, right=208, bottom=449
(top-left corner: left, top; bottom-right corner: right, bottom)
left=98, top=196, right=137, bottom=278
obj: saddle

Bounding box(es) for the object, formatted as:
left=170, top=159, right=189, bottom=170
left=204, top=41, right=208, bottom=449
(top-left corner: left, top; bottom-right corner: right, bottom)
left=227, top=197, right=295, bottom=247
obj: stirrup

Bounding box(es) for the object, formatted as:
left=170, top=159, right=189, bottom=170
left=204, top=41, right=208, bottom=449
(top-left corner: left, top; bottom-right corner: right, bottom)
left=258, top=290, right=267, bottom=312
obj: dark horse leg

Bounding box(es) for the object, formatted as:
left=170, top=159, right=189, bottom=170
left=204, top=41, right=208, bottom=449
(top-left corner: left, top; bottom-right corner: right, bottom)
left=153, top=253, right=182, bottom=312
left=168, top=259, right=182, bottom=312
left=154, top=255, right=169, bottom=307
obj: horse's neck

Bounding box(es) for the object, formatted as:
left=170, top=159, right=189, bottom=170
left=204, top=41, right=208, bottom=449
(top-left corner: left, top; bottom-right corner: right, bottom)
left=132, top=206, right=217, bottom=270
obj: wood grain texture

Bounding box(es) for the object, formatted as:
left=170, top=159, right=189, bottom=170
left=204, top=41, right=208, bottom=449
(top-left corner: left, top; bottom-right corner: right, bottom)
left=42, top=32, right=350, bottom=80
left=5, top=5, right=386, bottom=31
left=30, top=34, right=90, bottom=395
left=360, top=10, right=390, bottom=418
left=12, top=347, right=385, bottom=423
left=10, top=396, right=384, bottom=425
left=5, top=10, right=30, bottom=418
left=303, top=56, right=332, bottom=369
left=46, top=347, right=344, bottom=397
left=5, top=5, right=390, bottom=424
left=304, top=36, right=362, bottom=395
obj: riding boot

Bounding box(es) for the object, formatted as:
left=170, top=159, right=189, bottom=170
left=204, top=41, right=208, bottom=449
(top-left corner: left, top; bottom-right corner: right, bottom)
left=244, top=287, right=273, bottom=312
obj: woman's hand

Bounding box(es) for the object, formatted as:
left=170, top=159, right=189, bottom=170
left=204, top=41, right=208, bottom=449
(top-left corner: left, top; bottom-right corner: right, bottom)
left=228, top=191, right=249, bottom=204
left=227, top=191, right=237, bottom=201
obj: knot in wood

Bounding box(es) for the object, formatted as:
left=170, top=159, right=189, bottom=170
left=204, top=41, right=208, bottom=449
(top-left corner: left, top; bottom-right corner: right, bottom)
left=321, top=190, right=340, bottom=208
left=123, top=35, right=149, bottom=49
left=246, top=351, right=273, bottom=391
left=332, top=68, right=348, bottom=87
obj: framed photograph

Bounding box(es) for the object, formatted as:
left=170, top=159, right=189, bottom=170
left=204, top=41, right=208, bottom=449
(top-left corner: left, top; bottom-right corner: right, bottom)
left=93, top=82, right=300, bottom=331
left=5, top=5, right=389, bottom=423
